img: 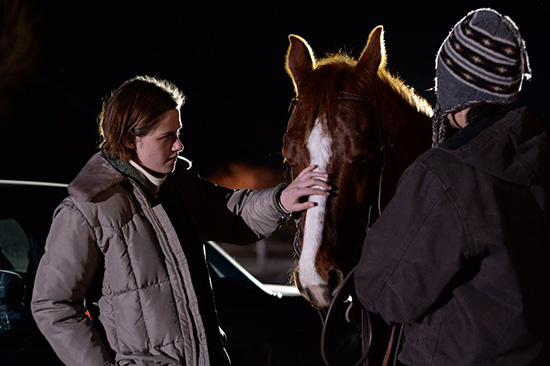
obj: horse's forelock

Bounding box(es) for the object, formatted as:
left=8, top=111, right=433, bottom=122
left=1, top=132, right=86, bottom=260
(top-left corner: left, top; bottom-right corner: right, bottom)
left=297, top=58, right=358, bottom=131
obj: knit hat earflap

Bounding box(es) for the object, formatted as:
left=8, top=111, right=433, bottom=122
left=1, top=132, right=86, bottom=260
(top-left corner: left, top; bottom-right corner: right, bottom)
left=432, top=8, right=531, bottom=146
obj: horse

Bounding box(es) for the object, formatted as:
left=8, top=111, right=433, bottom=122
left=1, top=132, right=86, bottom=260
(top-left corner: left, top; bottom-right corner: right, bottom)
left=283, top=26, right=433, bottom=311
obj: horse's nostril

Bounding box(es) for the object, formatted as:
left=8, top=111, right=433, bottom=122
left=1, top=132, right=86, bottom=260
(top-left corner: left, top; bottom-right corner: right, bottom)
left=328, top=268, right=344, bottom=293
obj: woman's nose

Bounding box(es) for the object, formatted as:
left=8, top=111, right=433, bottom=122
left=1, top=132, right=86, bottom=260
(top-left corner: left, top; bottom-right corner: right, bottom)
left=173, top=138, right=184, bottom=152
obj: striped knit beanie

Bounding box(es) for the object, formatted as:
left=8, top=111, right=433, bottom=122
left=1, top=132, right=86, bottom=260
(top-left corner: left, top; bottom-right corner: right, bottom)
left=432, top=8, right=531, bottom=145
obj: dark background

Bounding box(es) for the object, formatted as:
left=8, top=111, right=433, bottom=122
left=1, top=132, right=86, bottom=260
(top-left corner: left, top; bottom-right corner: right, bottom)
left=1, top=0, right=547, bottom=184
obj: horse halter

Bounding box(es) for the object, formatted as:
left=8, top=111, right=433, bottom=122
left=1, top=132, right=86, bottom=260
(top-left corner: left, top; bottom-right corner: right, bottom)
left=306, top=90, right=401, bottom=366
left=336, top=91, right=396, bottom=223
left=291, top=90, right=396, bottom=257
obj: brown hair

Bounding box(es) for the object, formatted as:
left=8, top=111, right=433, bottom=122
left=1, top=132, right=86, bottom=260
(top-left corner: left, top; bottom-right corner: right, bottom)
left=98, top=75, right=186, bottom=160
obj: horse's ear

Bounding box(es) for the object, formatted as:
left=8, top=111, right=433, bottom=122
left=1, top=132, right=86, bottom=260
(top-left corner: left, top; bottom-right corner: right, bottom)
left=285, top=35, right=315, bottom=93
left=356, top=26, right=387, bottom=77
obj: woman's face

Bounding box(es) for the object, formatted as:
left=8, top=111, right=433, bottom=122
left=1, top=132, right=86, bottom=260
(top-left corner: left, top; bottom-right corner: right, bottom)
left=448, top=107, right=470, bottom=129
left=126, top=109, right=183, bottom=177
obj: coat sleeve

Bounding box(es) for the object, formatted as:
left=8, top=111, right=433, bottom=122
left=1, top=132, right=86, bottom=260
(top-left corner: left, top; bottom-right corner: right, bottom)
left=31, top=200, right=115, bottom=366
left=225, top=183, right=290, bottom=236
left=175, top=170, right=291, bottom=244
left=354, top=163, right=471, bottom=324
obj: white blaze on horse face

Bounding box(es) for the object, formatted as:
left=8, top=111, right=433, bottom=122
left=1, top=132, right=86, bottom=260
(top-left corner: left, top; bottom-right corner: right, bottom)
left=299, top=118, right=332, bottom=291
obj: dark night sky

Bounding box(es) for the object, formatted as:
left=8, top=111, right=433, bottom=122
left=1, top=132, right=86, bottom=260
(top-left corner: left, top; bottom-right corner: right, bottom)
left=1, top=0, right=548, bottom=184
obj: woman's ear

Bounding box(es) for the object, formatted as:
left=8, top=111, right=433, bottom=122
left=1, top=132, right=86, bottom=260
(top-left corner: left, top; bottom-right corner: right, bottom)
left=123, top=132, right=136, bottom=149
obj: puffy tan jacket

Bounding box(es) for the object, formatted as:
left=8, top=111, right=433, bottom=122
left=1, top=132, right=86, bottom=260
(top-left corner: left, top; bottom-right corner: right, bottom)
left=355, top=107, right=550, bottom=365
left=31, top=153, right=290, bottom=365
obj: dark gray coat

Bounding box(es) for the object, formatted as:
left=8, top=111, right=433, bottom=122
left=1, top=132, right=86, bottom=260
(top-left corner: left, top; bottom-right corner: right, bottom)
left=355, top=107, right=550, bottom=365
left=32, top=153, right=290, bottom=365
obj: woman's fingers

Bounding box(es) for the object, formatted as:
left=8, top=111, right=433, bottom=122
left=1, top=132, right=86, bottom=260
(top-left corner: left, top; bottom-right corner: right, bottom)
left=279, top=165, right=333, bottom=213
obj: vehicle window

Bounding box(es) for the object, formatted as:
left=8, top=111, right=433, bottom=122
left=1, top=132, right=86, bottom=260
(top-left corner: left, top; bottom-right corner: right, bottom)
left=0, top=219, right=29, bottom=273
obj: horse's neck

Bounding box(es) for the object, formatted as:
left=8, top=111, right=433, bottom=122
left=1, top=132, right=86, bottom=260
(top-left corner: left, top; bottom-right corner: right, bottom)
left=374, top=85, right=432, bottom=208
left=382, top=84, right=432, bottom=153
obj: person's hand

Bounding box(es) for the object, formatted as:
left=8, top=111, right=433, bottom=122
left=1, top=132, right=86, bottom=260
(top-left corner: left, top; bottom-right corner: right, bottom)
left=279, top=165, right=331, bottom=213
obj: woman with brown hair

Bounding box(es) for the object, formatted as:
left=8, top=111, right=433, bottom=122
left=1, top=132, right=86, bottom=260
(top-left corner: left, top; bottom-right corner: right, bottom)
left=31, top=75, right=330, bottom=365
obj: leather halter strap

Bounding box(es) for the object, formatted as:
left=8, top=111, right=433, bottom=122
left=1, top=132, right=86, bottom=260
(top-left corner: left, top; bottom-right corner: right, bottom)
left=336, top=91, right=378, bottom=106
left=292, top=91, right=381, bottom=256
left=317, top=91, right=401, bottom=366
left=336, top=90, right=396, bottom=218
left=292, top=91, right=382, bottom=257
left=320, top=265, right=402, bottom=366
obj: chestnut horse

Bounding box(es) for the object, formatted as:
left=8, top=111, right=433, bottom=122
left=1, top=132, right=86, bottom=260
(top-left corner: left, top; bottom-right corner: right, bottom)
left=283, top=26, right=432, bottom=309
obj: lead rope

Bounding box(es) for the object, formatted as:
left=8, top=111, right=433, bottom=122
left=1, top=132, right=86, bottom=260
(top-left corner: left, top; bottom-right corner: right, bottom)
left=319, top=264, right=401, bottom=366
left=320, top=143, right=401, bottom=365
left=320, top=266, right=370, bottom=366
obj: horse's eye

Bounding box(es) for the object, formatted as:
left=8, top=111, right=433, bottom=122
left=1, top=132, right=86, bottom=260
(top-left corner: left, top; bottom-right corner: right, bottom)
left=351, top=155, right=371, bottom=165
left=288, top=97, right=299, bottom=111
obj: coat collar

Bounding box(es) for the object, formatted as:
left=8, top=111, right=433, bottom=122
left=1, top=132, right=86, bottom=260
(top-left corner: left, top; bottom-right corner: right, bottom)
left=69, top=152, right=192, bottom=202
left=440, top=107, right=547, bottom=186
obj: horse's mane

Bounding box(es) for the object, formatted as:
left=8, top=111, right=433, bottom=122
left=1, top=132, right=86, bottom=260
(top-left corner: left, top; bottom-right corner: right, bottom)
left=377, top=69, right=433, bottom=117
left=293, top=51, right=432, bottom=133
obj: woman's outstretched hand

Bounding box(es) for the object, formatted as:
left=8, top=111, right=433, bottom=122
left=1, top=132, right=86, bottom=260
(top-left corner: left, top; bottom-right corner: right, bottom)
left=279, top=165, right=331, bottom=213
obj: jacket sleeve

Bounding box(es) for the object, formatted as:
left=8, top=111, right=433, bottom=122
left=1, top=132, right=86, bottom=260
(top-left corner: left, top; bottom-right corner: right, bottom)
left=31, top=200, right=115, bottom=366
left=175, top=170, right=291, bottom=244
left=354, top=163, right=470, bottom=324
left=225, top=183, right=291, bottom=236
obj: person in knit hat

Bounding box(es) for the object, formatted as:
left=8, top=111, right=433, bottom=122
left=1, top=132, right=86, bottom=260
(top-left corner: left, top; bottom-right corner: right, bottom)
left=432, top=7, right=532, bottom=145
left=355, top=8, right=549, bottom=366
